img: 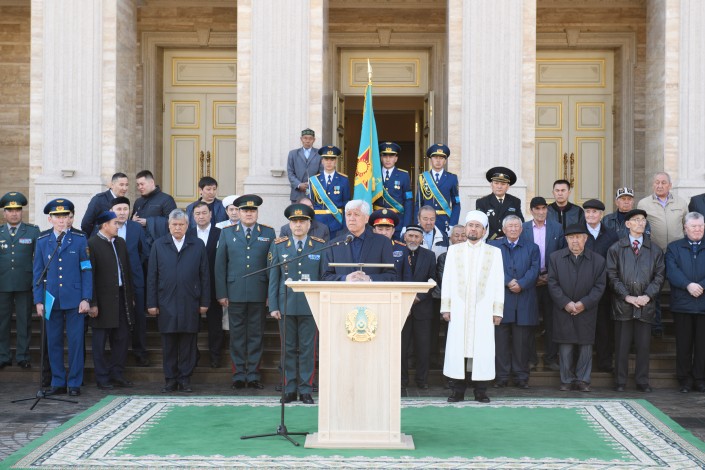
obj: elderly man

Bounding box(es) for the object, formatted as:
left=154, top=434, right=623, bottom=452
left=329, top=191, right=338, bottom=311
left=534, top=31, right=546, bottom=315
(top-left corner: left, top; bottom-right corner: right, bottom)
left=279, top=196, right=330, bottom=241
left=287, top=128, right=321, bottom=203
left=81, top=172, right=129, bottom=236
left=476, top=167, right=524, bottom=240
left=666, top=212, right=705, bottom=393
left=416, top=144, right=460, bottom=235
left=400, top=224, right=437, bottom=390
left=607, top=209, right=665, bottom=392
left=547, top=179, right=585, bottom=231
left=489, top=215, right=540, bottom=389
left=582, top=199, right=619, bottom=373
left=417, top=205, right=449, bottom=258
left=215, top=194, right=240, bottom=229
left=520, top=196, right=566, bottom=371
left=442, top=210, right=504, bottom=403
left=87, top=211, right=134, bottom=390
left=147, top=209, right=209, bottom=393
left=268, top=203, right=325, bottom=405
left=321, top=200, right=397, bottom=282
left=374, top=142, right=413, bottom=239
left=548, top=224, right=606, bottom=392
left=603, top=187, right=651, bottom=239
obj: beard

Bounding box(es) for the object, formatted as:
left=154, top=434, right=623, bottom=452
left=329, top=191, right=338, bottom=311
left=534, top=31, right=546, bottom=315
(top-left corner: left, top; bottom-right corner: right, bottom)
left=467, top=234, right=480, bottom=241
left=407, top=242, right=419, bottom=251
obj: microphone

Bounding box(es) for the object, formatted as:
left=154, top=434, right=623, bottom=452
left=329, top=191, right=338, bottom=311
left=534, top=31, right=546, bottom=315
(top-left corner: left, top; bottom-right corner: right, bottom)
left=56, top=231, right=66, bottom=245
left=344, top=234, right=354, bottom=245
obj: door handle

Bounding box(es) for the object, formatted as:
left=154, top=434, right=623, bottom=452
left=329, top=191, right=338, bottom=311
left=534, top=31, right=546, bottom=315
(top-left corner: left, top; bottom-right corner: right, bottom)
left=199, top=151, right=205, bottom=180
left=206, top=151, right=212, bottom=177
left=569, top=152, right=575, bottom=189
left=562, top=152, right=568, bottom=180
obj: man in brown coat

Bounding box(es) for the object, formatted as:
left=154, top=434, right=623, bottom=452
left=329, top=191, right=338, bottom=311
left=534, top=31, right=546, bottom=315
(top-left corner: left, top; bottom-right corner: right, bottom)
left=87, top=211, right=135, bottom=390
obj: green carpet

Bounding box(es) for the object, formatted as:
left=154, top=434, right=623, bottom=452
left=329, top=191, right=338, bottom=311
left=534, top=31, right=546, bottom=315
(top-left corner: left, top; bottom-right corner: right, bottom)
left=5, top=396, right=705, bottom=468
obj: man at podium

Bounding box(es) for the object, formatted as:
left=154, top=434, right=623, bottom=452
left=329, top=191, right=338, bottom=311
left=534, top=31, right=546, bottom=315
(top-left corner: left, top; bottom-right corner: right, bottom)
left=321, top=200, right=397, bottom=282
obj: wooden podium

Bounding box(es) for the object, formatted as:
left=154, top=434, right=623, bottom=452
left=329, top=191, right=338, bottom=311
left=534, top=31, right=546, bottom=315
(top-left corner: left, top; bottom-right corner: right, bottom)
left=287, top=280, right=435, bottom=450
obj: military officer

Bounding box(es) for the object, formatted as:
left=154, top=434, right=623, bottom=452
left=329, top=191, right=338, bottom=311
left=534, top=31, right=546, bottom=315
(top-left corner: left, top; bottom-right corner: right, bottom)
left=33, top=199, right=92, bottom=397
left=215, top=194, right=275, bottom=390
left=373, top=142, right=413, bottom=239
left=475, top=166, right=524, bottom=240
left=369, top=208, right=406, bottom=279
left=310, top=145, right=350, bottom=239
left=416, top=144, right=461, bottom=235
left=268, top=203, right=325, bottom=405
left=0, top=192, right=40, bottom=369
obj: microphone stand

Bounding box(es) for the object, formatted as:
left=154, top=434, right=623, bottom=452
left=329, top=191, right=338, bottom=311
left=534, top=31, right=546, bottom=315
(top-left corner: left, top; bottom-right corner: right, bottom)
left=240, top=235, right=350, bottom=446
left=13, top=232, right=78, bottom=409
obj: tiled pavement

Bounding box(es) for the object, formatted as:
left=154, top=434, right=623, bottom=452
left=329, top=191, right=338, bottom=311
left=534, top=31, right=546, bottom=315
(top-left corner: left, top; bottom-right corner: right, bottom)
left=2, top=378, right=705, bottom=462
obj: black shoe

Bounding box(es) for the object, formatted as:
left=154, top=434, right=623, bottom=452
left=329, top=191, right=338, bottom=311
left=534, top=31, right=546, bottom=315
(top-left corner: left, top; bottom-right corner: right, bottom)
left=231, top=380, right=246, bottom=390
left=614, top=384, right=625, bottom=392
left=281, top=392, right=297, bottom=403
left=447, top=391, right=464, bottom=403
left=68, top=387, right=81, bottom=397
left=0, top=361, right=11, bottom=369
left=493, top=380, right=508, bottom=388
left=45, top=386, right=67, bottom=396
left=679, top=385, right=691, bottom=393
left=474, top=392, right=491, bottom=403
left=41, top=379, right=51, bottom=388
left=636, top=383, right=653, bottom=393
left=515, top=380, right=530, bottom=389
left=312, top=382, right=318, bottom=393
left=179, top=382, right=193, bottom=393
left=300, top=393, right=314, bottom=404
left=17, top=360, right=31, bottom=369
left=416, top=383, right=429, bottom=390
left=247, top=380, right=264, bottom=390
left=111, top=378, right=134, bottom=388
left=134, top=356, right=150, bottom=367
left=97, top=382, right=114, bottom=390
left=275, top=383, right=283, bottom=392
left=161, top=382, right=178, bottom=393
left=210, top=357, right=220, bottom=369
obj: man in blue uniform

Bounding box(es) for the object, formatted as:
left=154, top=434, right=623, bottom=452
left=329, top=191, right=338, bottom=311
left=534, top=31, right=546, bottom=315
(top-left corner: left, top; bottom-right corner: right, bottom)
left=0, top=192, right=40, bottom=369
left=416, top=144, right=461, bottom=235
left=33, top=199, right=92, bottom=397
left=373, top=142, right=413, bottom=239
left=476, top=167, right=524, bottom=240
left=268, top=203, right=325, bottom=405
left=310, top=145, right=350, bottom=239
left=215, top=195, right=276, bottom=389
left=369, top=209, right=406, bottom=278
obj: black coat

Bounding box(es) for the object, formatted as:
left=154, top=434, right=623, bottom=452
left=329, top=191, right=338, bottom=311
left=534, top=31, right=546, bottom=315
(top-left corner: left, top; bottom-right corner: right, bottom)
left=186, top=226, right=221, bottom=300
left=547, top=248, right=606, bottom=344
left=133, top=187, right=177, bottom=242
left=88, top=234, right=134, bottom=329
left=547, top=202, right=585, bottom=231
left=321, top=226, right=397, bottom=281
left=146, top=235, right=210, bottom=333
left=666, top=238, right=705, bottom=314
left=584, top=222, right=619, bottom=259
left=400, top=246, right=437, bottom=319
left=475, top=193, right=524, bottom=240
left=81, top=189, right=115, bottom=236
left=688, top=193, right=705, bottom=216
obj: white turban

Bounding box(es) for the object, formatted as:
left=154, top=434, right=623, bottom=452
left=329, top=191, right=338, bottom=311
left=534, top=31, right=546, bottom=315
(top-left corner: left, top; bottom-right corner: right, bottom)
left=222, top=195, right=240, bottom=209
left=464, top=210, right=488, bottom=228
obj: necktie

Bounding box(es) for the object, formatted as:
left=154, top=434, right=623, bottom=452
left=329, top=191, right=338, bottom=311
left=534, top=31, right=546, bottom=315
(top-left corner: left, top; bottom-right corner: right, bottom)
left=327, top=175, right=332, bottom=186
left=9, top=226, right=16, bottom=236
left=509, top=241, right=515, bottom=250
left=297, top=240, right=303, bottom=252
left=434, top=172, right=440, bottom=183
left=246, top=227, right=252, bottom=240
left=692, top=242, right=699, bottom=257
left=385, top=170, right=390, bottom=181
left=499, top=198, right=504, bottom=205
left=632, top=239, right=640, bottom=256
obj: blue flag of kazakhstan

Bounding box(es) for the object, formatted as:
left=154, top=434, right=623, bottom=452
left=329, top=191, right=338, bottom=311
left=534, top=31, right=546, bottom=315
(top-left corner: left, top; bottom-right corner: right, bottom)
left=353, top=80, right=383, bottom=207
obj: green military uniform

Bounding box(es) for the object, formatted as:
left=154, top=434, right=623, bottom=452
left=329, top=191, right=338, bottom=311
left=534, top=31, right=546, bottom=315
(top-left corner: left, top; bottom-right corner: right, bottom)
left=0, top=192, right=40, bottom=367
left=214, top=195, right=275, bottom=385
left=268, top=219, right=325, bottom=397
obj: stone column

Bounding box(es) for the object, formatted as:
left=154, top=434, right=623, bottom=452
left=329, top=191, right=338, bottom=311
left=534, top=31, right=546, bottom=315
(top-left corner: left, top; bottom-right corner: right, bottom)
left=30, top=0, right=137, bottom=226
left=237, top=0, right=326, bottom=227
left=447, top=0, right=536, bottom=213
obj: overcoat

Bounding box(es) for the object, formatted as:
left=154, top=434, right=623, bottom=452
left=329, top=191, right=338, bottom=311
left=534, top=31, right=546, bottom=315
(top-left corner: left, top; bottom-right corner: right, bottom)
left=665, top=237, right=705, bottom=314
left=489, top=237, right=540, bottom=325
left=547, top=248, right=606, bottom=344
left=146, top=235, right=210, bottom=333
left=87, top=234, right=134, bottom=329
left=400, top=245, right=437, bottom=320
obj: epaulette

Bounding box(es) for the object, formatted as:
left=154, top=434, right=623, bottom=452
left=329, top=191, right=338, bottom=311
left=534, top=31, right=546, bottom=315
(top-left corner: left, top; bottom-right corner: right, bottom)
left=393, top=240, right=406, bottom=247
left=222, top=223, right=237, bottom=231
left=274, top=236, right=289, bottom=244
left=259, top=223, right=273, bottom=229
left=37, top=232, right=51, bottom=240
left=71, top=231, right=86, bottom=238
left=310, top=236, right=326, bottom=244
left=397, top=168, right=409, bottom=173
left=338, top=172, right=348, bottom=177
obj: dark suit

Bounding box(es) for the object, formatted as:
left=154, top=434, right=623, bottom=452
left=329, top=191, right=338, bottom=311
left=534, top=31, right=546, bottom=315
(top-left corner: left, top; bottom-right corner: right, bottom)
left=0, top=222, right=39, bottom=364
left=321, top=227, right=397, bottom=281
left=147, top=234, right=210, bottom=387
left=400, top=246, right=436, bottom=387
left=279, top=219, right=330, bottom=242
left=185, top=198, right=228, bottom=229
left=489, top=238, right=540, bottom=382
left=187, top=225, right=223, bottom=364
left=287, top=147, right=321, bottom=202
left=688, top=193, right=705, bottom=216
left=81, top=189, right=116, bottom=236
left=476, top=193, right=525, bottom=240
left=519, top=219, right=566, bottom=367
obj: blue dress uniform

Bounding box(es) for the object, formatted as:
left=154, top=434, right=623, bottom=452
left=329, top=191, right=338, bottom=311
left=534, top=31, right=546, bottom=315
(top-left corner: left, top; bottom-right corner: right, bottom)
left=268, top=204, right=325, bottom=402
left=0, top=192, right=40, bottom=368
left=214, top=195, right=275, bottom=387
left=311, top=145, right=350, bottom=239
left=416, top=144, right=461, bottom=235
left=32, top=199, right=92, bottom=391
left=374, top=142, right=413, bottom=239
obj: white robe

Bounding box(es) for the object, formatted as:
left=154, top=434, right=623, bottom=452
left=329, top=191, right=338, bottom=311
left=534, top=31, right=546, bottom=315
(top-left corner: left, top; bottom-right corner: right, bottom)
left=441, top=240, right=504, bottom=381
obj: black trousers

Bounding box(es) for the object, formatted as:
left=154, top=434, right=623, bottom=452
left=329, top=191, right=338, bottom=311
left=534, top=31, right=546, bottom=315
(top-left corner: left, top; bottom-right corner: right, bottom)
left=205, top=298, right=224, bottom=362
left=401, top=315, right=431, bottom=386
left=673, top=312, right=705, bottom=387
left=161, top=332, right=198, bottom=385
left=614, top=319, right=651, bottom=386
left=429, top=298, right=442, bottom=366
left=529, top=285, right=557, bottom=365
left=494, top=322, right=532, bottom=381
left=594, top=293, right=614, bottom=370
left=453, top=359, right=489, bottom=395
left=92, top=289, right=130, bottom=384
left=130, top=286, right=148, bottom=359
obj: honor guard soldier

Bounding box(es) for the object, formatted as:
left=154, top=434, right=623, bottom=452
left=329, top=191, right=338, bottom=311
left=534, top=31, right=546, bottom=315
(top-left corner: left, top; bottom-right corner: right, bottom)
left=416, top=144, right=460, bottom=235
left=0, top=192, right=40, bottom=369
left=373, top=142, right=413, bottom=239
left=310, top=145, right=350, bottom=239
left=215, top=194, right=275, bottom=390
left=268, top=203, right=325, bottom=405
left=33, top=199, right=92, bottom=397
left=369, top=208, right=406, bottom=278
left=476, top=166, right=524, bottom=240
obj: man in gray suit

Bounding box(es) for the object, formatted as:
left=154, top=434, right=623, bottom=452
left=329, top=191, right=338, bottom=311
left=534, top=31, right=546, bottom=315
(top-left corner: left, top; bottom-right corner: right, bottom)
left=286, top=128, right=321, bottom=202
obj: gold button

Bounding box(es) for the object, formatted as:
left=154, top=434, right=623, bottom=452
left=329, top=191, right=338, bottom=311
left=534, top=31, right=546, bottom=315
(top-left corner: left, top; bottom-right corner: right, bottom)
left=59, top=283, right=63, bottom=287
left=59, top=267, right=62, bottom=270
left=246, top=256, right=250, bottom=259
left=59, top=275, right=62, bottom=279
left=246, top=265, right=250, bottom=268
